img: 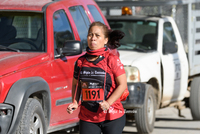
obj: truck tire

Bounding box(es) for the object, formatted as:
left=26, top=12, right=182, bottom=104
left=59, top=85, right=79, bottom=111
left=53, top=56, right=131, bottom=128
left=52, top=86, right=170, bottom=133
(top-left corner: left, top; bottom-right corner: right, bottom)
left=135, top=84, right=156, bottom=134
left=189, top=77, right=200, bottom=120
left=16, top=98, right=47, bottom=134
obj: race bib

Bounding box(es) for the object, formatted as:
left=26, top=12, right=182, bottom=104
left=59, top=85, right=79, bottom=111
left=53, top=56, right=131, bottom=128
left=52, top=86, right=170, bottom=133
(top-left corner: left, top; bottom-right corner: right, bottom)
left=81, top=81, right=104, bottom=101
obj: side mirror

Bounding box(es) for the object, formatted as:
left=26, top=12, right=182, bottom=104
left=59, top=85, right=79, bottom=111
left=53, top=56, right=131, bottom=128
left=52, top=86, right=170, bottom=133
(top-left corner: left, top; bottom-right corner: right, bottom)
left=58, top=40, right=82, bottom=56
left=163, top=42, right=178, bottom=55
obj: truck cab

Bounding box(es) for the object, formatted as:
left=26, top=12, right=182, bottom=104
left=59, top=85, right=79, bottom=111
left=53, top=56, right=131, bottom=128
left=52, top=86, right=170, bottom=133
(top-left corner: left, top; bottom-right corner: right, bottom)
left=108, top=14, right=189, bottom=107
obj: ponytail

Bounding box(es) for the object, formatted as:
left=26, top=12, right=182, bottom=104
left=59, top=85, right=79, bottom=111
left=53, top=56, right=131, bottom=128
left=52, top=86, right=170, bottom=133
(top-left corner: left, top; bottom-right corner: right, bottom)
left=107, top=30, right=125, bottom=49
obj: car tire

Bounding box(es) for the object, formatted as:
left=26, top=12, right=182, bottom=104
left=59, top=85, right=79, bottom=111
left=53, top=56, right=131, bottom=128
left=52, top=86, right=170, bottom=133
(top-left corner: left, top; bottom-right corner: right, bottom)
left=16, top=98, right=47, bottom=134
left=189, top=77, right=200, bottom=120
left=135, top=84, right=156, bottom=134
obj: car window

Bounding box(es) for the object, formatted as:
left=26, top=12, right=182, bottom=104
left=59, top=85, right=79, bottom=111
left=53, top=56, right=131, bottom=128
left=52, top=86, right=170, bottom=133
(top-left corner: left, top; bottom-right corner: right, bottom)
left=163, top=22, right=177, bottom=44
left=108, top=20, right=158, bottom=51
left=69, top=6, right=91, bottom=50
left=78, top=6, right=91, bottom=28
left=0, top=12, right=44, bottom=52
left=53, top=9, right=74, bottom=56
left=87, top=5, right=104, bottom=24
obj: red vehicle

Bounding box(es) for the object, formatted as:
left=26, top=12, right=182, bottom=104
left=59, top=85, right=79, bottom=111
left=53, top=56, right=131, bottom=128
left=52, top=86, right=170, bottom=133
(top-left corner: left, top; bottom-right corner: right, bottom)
left=0, top=0, right=109, bottom=133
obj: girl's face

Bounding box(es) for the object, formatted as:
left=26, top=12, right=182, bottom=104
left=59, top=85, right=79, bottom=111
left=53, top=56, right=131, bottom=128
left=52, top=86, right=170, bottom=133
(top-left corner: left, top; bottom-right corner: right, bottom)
left=87, top=26, right=108, bottom=50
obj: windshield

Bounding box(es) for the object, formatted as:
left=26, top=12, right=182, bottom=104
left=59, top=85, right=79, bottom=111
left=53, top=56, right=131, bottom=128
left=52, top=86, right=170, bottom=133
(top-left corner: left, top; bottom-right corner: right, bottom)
left=108, top=20, right=158, bottom=51
left=0, top=12, right=44, bottom=52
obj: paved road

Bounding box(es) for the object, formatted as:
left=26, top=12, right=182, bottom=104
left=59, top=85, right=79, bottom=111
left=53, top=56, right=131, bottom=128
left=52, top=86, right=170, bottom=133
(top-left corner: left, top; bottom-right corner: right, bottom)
left=124, top=107, right=200, bottom=134
left=50, top=107, right=200, bottom=134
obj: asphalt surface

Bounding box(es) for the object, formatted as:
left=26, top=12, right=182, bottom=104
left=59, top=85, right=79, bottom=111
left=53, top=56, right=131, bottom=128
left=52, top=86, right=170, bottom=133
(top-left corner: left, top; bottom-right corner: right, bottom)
left=50, top=107, right=200, bottom=134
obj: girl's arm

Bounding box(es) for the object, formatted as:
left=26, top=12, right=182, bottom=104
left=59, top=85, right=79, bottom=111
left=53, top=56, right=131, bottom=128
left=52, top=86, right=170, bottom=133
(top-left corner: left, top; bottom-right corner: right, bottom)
left=99, top=73, right=127, bottom=110
left=106, top=73, right=127, bottom=105
left=67, top=77, right=81, bottom=114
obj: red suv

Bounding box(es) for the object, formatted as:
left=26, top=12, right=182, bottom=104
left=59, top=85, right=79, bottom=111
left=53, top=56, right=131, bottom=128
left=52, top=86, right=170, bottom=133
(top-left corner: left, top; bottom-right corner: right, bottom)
left=0, top=0, right=109, bottom=133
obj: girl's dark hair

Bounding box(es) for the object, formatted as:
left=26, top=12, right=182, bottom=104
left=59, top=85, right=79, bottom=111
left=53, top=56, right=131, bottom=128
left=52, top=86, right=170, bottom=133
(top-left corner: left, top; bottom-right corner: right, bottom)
left=107, top=30, right=125, bottom=49
left=88, top=21, right=125, bottom=49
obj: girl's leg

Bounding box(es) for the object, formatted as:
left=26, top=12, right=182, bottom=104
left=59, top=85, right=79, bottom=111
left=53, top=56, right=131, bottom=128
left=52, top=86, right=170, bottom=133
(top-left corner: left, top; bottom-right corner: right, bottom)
left=79, top=120, right=102, bottom=134
left=101, top=114, right=126, bottom=134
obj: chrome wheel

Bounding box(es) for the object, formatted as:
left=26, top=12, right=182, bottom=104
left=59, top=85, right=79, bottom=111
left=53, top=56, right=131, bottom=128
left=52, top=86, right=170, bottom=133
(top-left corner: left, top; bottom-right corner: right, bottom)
left=147, top=96, right=154, bottom=124
left=30, top=113, right=44, bottom=134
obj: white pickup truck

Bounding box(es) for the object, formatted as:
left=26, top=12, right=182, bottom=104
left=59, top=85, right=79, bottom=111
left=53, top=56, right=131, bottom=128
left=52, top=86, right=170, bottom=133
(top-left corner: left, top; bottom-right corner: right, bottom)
left=97, top=0, right=200, bottom=133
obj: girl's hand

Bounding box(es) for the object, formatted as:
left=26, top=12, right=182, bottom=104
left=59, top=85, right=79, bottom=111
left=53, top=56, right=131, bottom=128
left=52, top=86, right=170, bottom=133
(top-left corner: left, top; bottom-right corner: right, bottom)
left=99, top=100, right=111, bottom=111
left=67, top=102, right=78, bottom=114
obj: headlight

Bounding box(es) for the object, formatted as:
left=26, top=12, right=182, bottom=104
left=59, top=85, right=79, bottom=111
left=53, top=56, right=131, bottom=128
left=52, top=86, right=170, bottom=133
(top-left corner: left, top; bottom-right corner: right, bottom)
left=124, top=66, right=140, bottom=82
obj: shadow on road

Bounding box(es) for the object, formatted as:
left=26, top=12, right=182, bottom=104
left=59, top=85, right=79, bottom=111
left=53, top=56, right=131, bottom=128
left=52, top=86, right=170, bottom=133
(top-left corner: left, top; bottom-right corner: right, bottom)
left=125, top=119, right=135, bottom=126
left=156, top=117, right=193, bottom=122
left=154, top=126, right=200, bottom=131
left=123, top=131, right=138, bottom=134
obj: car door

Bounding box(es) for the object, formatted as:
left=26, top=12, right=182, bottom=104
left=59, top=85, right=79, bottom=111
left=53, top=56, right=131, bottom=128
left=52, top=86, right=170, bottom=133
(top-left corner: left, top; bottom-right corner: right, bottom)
left=161, top=19, right=188, bottom=105
left=50, top=9, right=81, bottom=124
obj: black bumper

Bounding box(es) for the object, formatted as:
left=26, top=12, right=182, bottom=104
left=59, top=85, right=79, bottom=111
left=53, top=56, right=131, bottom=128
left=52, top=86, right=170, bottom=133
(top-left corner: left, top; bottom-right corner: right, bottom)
left=122, top=83, right=146, bottom=109
left=0, top=104, right=13, bottom=134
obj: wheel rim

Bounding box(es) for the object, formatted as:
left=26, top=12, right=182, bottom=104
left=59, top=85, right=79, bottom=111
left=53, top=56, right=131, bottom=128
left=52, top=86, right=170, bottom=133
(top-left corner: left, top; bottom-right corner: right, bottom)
left=147, top=96, right=154, bottom=124
left=30, top=113, right=43, bottom=134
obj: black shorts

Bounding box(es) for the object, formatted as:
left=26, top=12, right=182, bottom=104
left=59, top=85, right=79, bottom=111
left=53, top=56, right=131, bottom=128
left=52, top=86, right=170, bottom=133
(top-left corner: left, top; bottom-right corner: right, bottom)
left=79, top=114, right=126, bottom=134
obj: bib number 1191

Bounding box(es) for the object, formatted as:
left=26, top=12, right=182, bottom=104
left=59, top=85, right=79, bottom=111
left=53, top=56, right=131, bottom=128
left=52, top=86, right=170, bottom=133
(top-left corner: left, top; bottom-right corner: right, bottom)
left=82, top=88, right=104, bottom=101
